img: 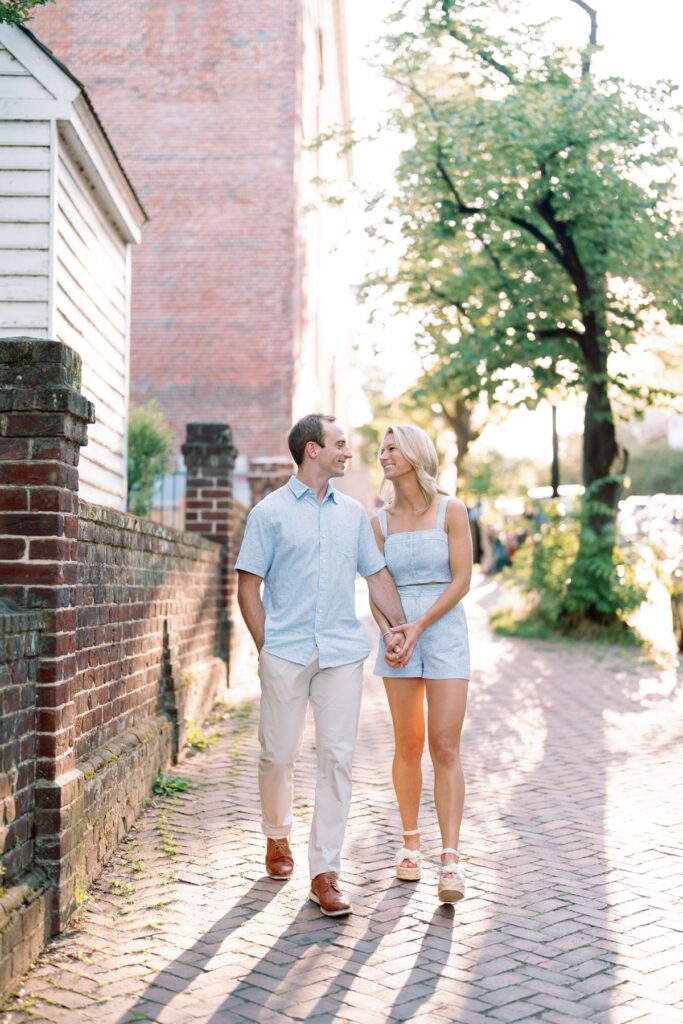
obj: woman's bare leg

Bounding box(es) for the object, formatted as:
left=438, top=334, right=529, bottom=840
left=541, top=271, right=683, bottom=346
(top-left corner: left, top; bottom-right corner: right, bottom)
left=426, top=679, right=468, bottom=866
left=383, top=678, right=425, bottom=860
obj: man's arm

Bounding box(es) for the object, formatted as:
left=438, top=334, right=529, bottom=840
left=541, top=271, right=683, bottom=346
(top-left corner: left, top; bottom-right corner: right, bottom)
left=237, top=570, right=266, bottom=652
left=366, top=567, right=406, bottom=628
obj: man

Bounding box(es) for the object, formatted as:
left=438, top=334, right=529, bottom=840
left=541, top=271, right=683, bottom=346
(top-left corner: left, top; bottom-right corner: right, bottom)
left=236, top=414, right=406, bottom=917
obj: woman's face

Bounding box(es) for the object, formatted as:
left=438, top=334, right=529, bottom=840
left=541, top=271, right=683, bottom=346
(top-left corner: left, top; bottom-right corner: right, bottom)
left=379, top=433, right=413, bottom=483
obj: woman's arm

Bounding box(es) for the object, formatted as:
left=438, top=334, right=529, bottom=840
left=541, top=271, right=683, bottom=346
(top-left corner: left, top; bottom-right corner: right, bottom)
left=390, top=499, right=473, bottom=664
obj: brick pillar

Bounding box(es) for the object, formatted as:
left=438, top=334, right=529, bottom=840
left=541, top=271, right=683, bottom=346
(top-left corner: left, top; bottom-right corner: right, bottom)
left=0, top=337, right=94, bottom=932
left=247, top=456, right=293, bottom=506
left=181, top=423, right=238, bottom=667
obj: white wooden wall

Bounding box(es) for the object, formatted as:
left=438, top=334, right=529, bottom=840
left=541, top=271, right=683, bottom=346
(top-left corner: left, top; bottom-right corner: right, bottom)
left=0, top=43, right=51, bottom=338
left=54, top=134, right=129, bottom=508
left=0, top=38, right=133, bottom=510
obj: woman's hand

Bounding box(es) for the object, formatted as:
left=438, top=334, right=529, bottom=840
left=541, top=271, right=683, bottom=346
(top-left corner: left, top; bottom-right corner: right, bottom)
left=388, top=621, right=424, bottom=666
left=383, top=628, right=406, bottom=667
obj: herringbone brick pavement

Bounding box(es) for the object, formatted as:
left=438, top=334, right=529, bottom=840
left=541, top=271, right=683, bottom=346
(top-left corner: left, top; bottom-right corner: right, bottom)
left=3, top=575, right=683, bottom=1024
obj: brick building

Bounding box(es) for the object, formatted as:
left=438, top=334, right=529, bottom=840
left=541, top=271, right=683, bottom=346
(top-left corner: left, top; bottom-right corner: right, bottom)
left=32, top=0, right=354, bottom=465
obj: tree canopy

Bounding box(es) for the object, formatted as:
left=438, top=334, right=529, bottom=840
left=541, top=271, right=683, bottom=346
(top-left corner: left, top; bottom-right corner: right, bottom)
left=0, top=0, right=55, bottom=26
left=367, top=0, right=683, bottom=624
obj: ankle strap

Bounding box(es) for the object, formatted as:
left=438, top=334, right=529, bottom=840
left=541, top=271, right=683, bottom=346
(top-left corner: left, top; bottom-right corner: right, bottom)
left=442, top=847, right=460, bottom=855
left=403, top=828, right=420, bottom=836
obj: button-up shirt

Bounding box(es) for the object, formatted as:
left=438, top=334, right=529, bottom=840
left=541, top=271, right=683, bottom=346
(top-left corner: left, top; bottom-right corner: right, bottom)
left=235, top=475, right=386, bottom=668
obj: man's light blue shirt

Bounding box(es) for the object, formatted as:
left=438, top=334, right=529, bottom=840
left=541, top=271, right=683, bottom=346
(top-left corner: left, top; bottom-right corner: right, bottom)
left=235, top=475, right=386, bottom=668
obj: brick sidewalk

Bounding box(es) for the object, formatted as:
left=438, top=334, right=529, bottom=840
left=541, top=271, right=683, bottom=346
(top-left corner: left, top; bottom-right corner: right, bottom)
left=3, top=576, right=683, bottom=1024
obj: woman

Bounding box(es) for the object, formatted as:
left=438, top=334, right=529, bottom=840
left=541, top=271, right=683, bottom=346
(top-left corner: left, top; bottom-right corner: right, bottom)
left=370, top=425, right=472, bottom=903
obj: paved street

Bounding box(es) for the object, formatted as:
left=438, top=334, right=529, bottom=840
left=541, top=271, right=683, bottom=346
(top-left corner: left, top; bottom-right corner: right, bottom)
left=3, top=574, right=683, bottom=1024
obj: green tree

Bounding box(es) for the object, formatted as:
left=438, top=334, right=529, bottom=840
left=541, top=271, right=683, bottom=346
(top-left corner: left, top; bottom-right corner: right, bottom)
left=370, top=0, right=683, bottom=624
left=0, top=0, right=55, bottom=25
left=127, top=402, right=174, bottom=517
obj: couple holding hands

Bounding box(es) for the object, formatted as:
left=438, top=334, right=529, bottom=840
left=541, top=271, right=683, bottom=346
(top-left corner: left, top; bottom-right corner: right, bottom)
left=236, top=414, right=472, bottom=917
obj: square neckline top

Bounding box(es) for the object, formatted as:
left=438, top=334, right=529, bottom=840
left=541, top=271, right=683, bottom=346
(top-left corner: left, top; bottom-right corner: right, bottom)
left=378, top=495, right=449, bottom=541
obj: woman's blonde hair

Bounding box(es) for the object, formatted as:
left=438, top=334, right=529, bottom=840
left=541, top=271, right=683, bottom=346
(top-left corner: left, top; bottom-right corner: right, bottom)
left=380, top=424, right=446, bottom=513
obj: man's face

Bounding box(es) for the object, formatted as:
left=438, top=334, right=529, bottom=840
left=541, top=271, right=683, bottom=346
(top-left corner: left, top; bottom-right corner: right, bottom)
left=316, top=422, right=352, bottom=479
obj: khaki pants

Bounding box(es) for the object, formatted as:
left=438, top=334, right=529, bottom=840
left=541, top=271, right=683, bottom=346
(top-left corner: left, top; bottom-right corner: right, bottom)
left=257, top=649, right=364, bottom=878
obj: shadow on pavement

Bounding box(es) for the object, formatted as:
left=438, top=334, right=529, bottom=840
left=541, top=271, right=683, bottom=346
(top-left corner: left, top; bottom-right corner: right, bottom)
left=461, top=625, right=662, bottom=1021
left=116, top=877, right=281, bottom=1024
left=207, top=880, right=417, bottom=1022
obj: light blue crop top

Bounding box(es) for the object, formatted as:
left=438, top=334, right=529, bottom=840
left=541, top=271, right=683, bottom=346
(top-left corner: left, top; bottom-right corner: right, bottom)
left=378, top=496, right=452, bottom=587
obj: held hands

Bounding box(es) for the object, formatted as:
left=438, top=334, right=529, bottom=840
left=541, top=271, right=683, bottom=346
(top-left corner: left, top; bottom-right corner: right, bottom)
left=383, top=621, right=424, bottom=667
left=383, top=628, right=406, bottom=668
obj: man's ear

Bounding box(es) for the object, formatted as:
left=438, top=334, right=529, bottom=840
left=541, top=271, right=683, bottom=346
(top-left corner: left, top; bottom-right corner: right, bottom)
left=305, top=440, right=318, bottom=460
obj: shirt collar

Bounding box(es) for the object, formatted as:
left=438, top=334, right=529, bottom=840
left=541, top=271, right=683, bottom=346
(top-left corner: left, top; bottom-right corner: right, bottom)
left=287, top=475, right=338, bottom=503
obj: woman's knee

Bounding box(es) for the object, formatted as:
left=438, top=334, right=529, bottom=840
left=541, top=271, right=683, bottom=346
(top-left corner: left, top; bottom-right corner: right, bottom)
left=429, top=733, right=460, bottom=767
left=395, top=733, right=424, bottom=763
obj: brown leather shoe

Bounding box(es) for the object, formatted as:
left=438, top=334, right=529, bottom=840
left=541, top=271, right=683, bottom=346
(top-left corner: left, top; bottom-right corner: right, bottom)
left=265, top=837, right=294, bottom=879
left=309, top=872, right=352, bottom=916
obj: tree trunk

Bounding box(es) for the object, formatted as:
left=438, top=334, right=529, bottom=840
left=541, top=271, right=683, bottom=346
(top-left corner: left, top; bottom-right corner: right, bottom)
left=441, top=398, right=479, bottom=488
left=582, top=374, right=627, bottom=532
left=566, top=307, right=628, bottom=625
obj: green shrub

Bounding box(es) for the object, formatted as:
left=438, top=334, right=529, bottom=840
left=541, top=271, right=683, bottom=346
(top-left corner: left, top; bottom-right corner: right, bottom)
left=127, top=402, right=174, bottom=517
left=496, top=500, right=648, bottom=641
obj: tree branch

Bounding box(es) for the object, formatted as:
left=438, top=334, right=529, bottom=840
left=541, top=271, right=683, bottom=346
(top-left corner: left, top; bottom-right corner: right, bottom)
left=568, top=0, right=598, bottom=77
left=435, top=153, right=481, bottom=216
left=436, top=151, right=568, bottom=267
left=445, top=24, right=517, bottom=83
left=534, top=326, right=584, bottom=342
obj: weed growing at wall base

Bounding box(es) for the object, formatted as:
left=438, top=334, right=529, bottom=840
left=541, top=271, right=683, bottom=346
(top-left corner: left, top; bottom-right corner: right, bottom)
left=152, top=772, right=193, bottom=797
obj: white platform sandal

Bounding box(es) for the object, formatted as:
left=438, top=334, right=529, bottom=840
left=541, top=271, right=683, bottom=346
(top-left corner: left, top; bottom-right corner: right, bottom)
left=395, top=829, right=421, bottom=881
left=437, top=848, right=466, bottom=903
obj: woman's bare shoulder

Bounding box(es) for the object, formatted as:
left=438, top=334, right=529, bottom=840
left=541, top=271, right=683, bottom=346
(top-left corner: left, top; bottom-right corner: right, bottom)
left=444, top=496, right=469, bottom=526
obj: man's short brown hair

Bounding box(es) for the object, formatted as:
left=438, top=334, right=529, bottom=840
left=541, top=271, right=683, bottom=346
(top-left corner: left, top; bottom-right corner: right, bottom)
left=288, top=414, right=336, bottom=467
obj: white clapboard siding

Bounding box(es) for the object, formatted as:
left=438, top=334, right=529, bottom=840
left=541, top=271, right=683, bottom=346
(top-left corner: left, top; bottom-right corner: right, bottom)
left=0, top=326, right=47, bottom=338
left=0, top=195, right=50, bottom=221
left=0, top=276, right=48, bottom=300
left=0, top=111, right=50, bottom=332
left=0, top=300, right=46, bottom=327
left=57, top=220, right=126, bottom=328
left=78, top=445, right=126, bottom=507
left=58, top=151, right=127, bottom=282
left=54, top=137, right=129, bottom=509
left=0, top=249, right=49, bottom=275
left=0, top=146, right=50, bottom=170
left=0, top=120, right=50, bottom=145
left=54, top=276, right=126, bottom=383
left=0, top=222, right=49, bottom=247
left=0, top=170, right=50, bottom=194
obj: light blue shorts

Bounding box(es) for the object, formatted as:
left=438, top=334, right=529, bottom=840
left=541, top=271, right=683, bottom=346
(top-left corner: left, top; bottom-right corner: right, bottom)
left=374, top=584, right=470, bottom=681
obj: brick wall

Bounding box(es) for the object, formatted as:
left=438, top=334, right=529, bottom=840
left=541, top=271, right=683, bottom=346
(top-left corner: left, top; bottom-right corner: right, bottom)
left=74, top=503, right=225, bottom=762
left=0, top=337, right=231, bottom=996
left=0, top=606, right=43, bottom=888
left=32, top=0, right=302, bottom=460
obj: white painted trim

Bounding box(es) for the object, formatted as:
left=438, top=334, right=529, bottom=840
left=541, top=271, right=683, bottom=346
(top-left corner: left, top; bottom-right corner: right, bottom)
left=58, top=118, right=142, bottom=245
left=71, top=95, right=146, bottom=236
left=0, top=26, right=76, bottom=102
left=122, top=243, right=132, bottom=509
left=46, top=117, right=57, bottom=336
